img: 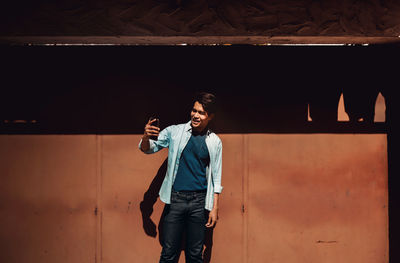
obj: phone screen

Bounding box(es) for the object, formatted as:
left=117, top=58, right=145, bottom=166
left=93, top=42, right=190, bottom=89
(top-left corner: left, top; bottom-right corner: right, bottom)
left=152, top=118, right=159, bottom=128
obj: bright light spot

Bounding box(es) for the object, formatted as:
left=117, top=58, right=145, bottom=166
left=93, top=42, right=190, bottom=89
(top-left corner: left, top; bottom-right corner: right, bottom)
left=40, top=43, right=116, bottom=46
left=374, top=92, right=386, bottom=122
left=278, top=44, right=345, bottom=46
left=337, top=93, right=349, bottom=121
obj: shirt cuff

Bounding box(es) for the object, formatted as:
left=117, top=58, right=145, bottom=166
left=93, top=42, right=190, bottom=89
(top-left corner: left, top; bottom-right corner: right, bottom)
left=214, top=185, right=223, bottom=193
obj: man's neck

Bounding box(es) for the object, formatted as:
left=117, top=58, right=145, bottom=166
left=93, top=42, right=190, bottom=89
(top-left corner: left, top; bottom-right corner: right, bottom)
left=192, top=126, right=208, bottom=136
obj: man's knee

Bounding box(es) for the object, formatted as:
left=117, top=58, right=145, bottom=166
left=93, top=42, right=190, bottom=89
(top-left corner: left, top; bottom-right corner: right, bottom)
left=160, top=246, right=180, bottom=263
left=185, top=243, right=204, bottom=263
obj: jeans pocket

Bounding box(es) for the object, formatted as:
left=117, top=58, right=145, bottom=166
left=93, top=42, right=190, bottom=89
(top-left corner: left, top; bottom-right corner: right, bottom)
left=195, top=194, right=206, bottom=206
left=171, top=192, right=177, bottom=203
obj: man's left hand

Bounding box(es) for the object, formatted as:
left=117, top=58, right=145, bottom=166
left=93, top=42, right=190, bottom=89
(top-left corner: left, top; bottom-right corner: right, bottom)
left=206, top=208, right=218, bottom=228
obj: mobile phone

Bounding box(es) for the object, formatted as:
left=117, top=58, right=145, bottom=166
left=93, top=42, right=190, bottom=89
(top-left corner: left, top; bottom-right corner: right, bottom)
left=151, top=118, right=159, bottom=128
left=149, top=117, right=159, bottom=140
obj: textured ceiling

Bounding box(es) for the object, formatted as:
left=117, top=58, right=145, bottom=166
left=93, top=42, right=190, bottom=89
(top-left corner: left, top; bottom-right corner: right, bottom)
left=1, top=0, right=400, bottom=37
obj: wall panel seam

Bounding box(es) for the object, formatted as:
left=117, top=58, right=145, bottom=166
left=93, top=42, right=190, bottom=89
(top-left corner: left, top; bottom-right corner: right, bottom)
left=243, top=134, right=249, bottom=263
left=95, top=135, right=103, bottom=263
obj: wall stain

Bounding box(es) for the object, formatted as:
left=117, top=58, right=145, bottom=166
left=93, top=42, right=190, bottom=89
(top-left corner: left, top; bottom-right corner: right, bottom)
left=316, top=240, right=338, bottom=244
left=127, top=201, right=132, bottom=213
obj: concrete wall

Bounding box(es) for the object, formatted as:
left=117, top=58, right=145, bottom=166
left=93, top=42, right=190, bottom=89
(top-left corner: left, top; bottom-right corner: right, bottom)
left=0, top=134, right=388, bottom=263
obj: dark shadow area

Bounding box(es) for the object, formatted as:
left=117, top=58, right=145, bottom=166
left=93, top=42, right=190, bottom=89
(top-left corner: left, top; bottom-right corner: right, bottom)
left=140, top=158, right=168, bottom=238
left=203, top=224, right=214, bottom=263
left=0, top=45, right=395, bottom=134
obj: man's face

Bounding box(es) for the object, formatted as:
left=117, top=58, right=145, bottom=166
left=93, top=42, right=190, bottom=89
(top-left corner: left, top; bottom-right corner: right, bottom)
left=191, top=101, right=214, bottom=132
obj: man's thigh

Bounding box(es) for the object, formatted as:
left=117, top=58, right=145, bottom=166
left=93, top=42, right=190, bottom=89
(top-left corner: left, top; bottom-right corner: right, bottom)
left=185, top=194, right=207, bottom=249
left=161, top=193, right=186, bottom=247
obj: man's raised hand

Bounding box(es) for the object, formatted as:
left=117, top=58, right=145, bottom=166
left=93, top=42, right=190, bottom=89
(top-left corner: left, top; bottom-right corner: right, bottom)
left=143, top=118, right=160, bottom=140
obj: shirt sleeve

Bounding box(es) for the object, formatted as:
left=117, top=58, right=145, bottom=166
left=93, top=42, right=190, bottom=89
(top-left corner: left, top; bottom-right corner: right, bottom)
left=212, top=139, right=223, bottom=193
left=138, top=125, right=171, bottom=154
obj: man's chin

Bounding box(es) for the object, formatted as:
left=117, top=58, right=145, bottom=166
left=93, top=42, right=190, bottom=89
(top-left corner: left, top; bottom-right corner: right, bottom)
left=191, top=123, right=203, bottom=131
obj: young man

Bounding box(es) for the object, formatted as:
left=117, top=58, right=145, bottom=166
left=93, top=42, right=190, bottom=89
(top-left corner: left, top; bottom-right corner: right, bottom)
left=139, top=92, right=223, bottom=263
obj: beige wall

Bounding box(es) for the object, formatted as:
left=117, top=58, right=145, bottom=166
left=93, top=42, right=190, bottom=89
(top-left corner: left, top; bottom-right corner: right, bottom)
left=0, top=134, right=388, bottom=263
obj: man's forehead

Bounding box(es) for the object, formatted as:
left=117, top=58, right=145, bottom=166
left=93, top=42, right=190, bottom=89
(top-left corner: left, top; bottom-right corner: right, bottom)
left=193, top=101, right=205, bottom=110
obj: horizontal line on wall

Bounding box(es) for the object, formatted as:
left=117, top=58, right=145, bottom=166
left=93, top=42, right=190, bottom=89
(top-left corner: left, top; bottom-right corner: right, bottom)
left=1, top=36, right=400, bottom=46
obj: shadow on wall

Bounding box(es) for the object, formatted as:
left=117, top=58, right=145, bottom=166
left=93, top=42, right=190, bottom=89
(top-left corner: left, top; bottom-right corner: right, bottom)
left=139, top=158, right=214, bottom=262
left=139, top=158, right=168, bottom=238
left=307, top=87, right=386, bottom=123
left=0, top=46, right=394, bottom=134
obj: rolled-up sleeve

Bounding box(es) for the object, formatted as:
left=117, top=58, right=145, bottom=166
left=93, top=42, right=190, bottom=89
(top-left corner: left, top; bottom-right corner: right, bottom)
left=212, top=140, right=223, bottom=193
left=138, top=126, right=171, bottom=154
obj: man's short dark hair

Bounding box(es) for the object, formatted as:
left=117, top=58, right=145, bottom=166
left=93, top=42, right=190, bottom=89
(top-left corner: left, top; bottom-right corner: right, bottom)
left=194, top=92, right=217, bottom=115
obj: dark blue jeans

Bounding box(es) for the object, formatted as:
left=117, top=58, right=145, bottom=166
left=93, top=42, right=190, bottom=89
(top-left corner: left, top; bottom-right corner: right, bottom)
left=159, top=191, right=208, bottom=263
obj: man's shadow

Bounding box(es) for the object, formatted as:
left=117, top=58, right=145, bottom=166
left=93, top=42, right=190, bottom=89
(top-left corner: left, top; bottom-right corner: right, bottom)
left=139, top=158, right=214, bottom=262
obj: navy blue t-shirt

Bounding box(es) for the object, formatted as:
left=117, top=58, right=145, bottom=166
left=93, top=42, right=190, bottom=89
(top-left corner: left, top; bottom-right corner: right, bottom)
left=173, top=131, right=210, bottom=191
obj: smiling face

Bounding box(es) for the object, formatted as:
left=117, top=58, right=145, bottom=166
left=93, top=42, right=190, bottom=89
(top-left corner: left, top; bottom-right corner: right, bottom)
left=191, top=101, right=214, bottom=132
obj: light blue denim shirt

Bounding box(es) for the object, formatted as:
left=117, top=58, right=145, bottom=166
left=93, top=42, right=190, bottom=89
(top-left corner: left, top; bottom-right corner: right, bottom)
left=139, top=120, right=223, bottom=211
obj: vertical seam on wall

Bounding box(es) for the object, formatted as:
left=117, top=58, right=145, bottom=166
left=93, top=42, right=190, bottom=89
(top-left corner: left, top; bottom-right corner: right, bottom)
left=243, top=134, right=249, bottom=263
left=384, top=134, right=389, bottom=263
left=96, top=135, right=103, bottom=263
left=242, top=134, right=245, bottom=263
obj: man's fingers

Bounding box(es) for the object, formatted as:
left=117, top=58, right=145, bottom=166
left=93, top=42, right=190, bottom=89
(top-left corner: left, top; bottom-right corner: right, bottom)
left=145, top=128, right=160, bottom=135
left=205, top=215, right=212, bottom=227
left=148, top=118, right=158, bottom=125
left=146, top=127, right=160, bottom=133
left=206, top=219, right=215, bottom=228
left=145, top=125, right=160, bottom=131
left=146, top=131, right=159, bottom=134
left=147, top=131, right=159, bottom=136
left=210, top=217, right=216, bottom=227
left=206, top=214, right=218, bottom=228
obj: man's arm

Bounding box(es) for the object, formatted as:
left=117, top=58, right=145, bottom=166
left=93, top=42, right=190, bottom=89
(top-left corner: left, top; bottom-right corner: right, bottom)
left=139, top=118, right=160, bottom=153
left=206, top=193, right=219, bottom=228
left=212, top=140, right=223, bottom=193
left=206, top=139, right=223, bottom=228
left=140, top=136, right=151, bottom=152
left=139, top=120, right=171, bottom=154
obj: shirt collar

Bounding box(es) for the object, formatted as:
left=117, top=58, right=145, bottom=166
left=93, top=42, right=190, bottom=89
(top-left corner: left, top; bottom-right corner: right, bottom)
left=185, top=120, right=212, bottom=136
